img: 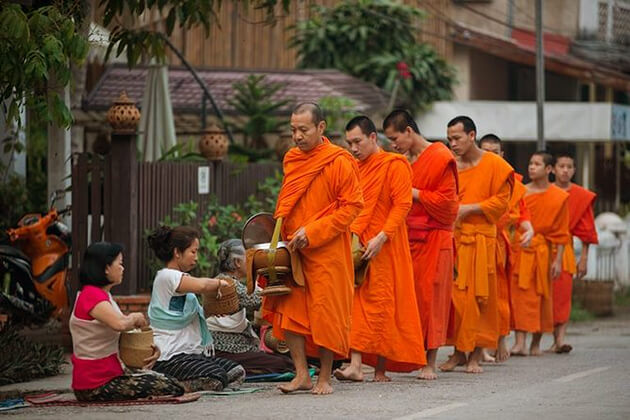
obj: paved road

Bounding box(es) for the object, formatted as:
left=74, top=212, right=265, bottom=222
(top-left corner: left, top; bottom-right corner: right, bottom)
left=5, top=312, right=629, bottom=420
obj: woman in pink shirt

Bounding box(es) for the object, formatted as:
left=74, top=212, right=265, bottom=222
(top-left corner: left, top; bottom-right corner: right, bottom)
left=70, top=242, right=184, bottom=401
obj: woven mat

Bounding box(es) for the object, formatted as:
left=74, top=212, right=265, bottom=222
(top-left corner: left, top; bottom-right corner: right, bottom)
left=24, top=391, right=200, bottom=407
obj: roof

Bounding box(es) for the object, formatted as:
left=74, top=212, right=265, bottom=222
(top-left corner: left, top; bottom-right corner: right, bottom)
left=83, top=65, right=389, bottom=115
left=450, top=23, right=630, bottom=92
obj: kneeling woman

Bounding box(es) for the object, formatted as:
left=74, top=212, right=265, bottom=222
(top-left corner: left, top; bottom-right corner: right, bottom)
left=70, top=242, right=184, bottom=402
left=207, top=239, right=294, bottom=374
left=148, top=226, right=246, bottom=391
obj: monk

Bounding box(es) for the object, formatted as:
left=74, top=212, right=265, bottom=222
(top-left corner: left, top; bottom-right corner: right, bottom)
left=551, top=153, right=598, bottom=353
left=382, top=109, right=458, bottom=380
left=439, top=116, right=514, bottom=374
left=510, top=152, right=570, bottom=356
left=262, top=103, right=363, bottom=395
left=333, top=116, right=426, bottom=383
left=479, top=134, right=534, bottom=362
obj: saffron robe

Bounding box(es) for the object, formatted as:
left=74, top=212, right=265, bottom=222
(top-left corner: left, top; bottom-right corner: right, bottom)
left=511, top=185, right=570, bottom=333
left=406, top=142, right=459, bottom=350
left=553, top=183, right=598, bottom=324
left=262, top=138, right=363, bottom=357
left=448, top=152, right=514, bottom=352
left=496, top=174, right=528, bottom=337
left=350, top=150, right=426, bottom=371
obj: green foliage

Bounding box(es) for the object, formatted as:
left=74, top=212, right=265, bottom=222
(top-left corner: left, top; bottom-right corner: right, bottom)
left=228, top=75, right=293, bottom=152
left=614, top=287, right=630, bottom=307
left=570, top=300, right=596, bottom=322
left=0, top=172, right=29, bottom=232
left=158, top=139, right=206, bottom=162
left=148, top=173, right=282, bottom=278
left=0, top=2, right=89, bottom=129
left=0, top=327, right=66, bottom=386
left=290, top=0, right=455, bottom=111
left=318, top=96, right=359, bottom=136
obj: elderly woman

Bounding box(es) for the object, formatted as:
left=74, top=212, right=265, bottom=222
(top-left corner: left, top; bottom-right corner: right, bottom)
left=207, top=239, right=294, bottom=374
left=70, top=242, right=184, bottom=401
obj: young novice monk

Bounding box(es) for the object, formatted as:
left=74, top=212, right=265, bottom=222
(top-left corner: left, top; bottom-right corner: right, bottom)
left=511, top=152, right=570, bottom=356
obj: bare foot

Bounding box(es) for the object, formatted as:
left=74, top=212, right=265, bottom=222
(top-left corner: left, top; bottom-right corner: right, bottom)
left=439, top=352, right=467, bottom=372
left=333, top=366, right=364, bottom=382
left=545, top=344, right=558, bottom=353
left=482, top=349, right=496, bottom=363
left=510, top=344, right=527, bottom=357
left=496, top=343, right=510, bottom=363
left=529, top=345, right=542, bottom=356
left=373, top=371, right=391, bottom=382
left=278, top=376, right=313, bottom=394
left=417, top=365, right=438, bottom=380
left=465, top=359, right=484, bottom=374
left=311, top=380, right=333, bottom=395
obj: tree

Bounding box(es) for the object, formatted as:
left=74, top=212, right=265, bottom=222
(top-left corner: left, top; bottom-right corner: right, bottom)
left=0, top=0, right=290, bottom=130
left=290, top=0, right=455, bottom=111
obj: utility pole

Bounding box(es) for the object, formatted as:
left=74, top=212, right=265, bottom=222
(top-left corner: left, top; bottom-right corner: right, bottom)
left=535, top=0, right=545, bottom=150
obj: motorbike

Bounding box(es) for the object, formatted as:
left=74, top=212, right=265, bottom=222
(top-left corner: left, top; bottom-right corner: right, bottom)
left=0, top=192, right=71, bottom=325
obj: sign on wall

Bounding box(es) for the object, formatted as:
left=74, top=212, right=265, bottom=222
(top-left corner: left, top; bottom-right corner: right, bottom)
left=198, top=166, right=210, bottom=194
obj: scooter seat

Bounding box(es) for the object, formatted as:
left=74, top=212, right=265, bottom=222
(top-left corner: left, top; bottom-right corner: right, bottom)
left=0, top=245, right=31, bottom=263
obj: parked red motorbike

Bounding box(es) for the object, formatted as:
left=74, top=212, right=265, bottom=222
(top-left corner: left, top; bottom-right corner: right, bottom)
left=0, top=193, right=71, bottom=324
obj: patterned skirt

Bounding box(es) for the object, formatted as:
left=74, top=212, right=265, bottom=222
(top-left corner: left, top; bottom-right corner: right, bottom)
left=74, top=371, right=184, bottom=402
left=153, top=353, right=245, bottom=392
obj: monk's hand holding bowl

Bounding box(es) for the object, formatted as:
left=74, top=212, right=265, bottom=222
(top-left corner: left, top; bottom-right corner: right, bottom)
left=456, top=204, right=472, bottom=223
left=362, top=232, right=388, bottom=260
left=288, top=227, right=309, bottom=251
left=142, top=344, right=161, bottom=370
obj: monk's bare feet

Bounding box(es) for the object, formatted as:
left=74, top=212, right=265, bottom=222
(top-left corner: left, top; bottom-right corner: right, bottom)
left=278, top=376, right=313, bottom=394
left=482, top=349, right=496, bottom=363
left=333, top=366, right=364, bottom=382
left=545, top=343, right=558, bottom=354
left=373, top=371, right=391, bottom=382
left=439, top=352, right=467, bottom=372
left=496, top=343, right=510, bottom=363
left=510, top=344, right=527, bottom=357
left=311, top=379, right=333, bottom=395
left=529, top=344, right=542, bottom=356
left=466, top=360, right=484, bottom=374
left=417, top=365, right=438, bottom=380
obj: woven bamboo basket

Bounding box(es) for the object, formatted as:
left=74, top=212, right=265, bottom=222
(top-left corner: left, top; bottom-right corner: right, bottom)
left=263, top=328, right=290, bottom=354
left=119, top=327, right=154, bottom=368
left=203, top=278, right=239, bottom=316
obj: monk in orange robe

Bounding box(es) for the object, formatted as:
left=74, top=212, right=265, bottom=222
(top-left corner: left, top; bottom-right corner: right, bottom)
left=551, top=153, right=598, bottom=353
left=382, top=109, right=458, bottom=380
left=262, top=103, right=363, bottom=395
left=439, top=116, right=514, bottom=374
left=510, top=151, right=570, bottom=356
left=479, top=134, right=534, bottom=362
left=333, top=116, right=425, bottom=382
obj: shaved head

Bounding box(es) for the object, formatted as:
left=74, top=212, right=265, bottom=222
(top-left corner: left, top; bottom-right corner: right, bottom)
left=292, top=102, right=325, bottom=125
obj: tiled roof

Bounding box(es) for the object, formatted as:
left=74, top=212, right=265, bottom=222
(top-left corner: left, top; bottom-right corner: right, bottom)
left=84, top=65, right=390, bottom=114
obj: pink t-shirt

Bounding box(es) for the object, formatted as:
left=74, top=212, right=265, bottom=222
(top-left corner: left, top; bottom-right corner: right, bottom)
left=71, top=285, right=123, bottom=390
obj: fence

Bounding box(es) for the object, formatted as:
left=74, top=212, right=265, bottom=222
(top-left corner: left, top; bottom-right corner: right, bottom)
left=71, top=154, right=281, bottom=294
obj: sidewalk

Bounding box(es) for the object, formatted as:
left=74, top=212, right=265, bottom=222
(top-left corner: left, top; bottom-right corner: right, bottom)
left=0, top=354, right=72, bottom=399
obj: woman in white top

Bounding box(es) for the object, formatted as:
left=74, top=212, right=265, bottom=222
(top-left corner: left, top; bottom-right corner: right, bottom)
left=147, top=225, right=246, bottom=392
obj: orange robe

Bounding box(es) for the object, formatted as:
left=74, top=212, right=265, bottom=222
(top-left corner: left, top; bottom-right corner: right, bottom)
left=511, top=185, right=570, bottom=333
left=553, top=184, right=598, bottom=324
left=406, top=142, right=458, bottom=350
left=448, top=152, right=514, bottom=352
left=263, top=138, right=363, bottom=357
left=496, top=175, right=527, bottom=337
left=350, top=150, right=426, bottom=371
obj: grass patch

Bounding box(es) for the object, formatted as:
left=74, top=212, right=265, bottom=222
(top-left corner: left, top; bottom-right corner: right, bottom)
left=614, top=288, right=630, bottom=307
left=570, top=300, right=596, bottom=322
